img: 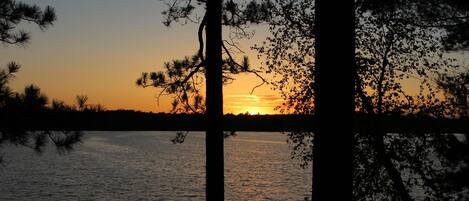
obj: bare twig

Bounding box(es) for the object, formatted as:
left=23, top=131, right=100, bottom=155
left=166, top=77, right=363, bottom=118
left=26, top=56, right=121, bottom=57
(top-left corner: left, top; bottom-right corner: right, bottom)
left=221, top=41, right=268, bottom=94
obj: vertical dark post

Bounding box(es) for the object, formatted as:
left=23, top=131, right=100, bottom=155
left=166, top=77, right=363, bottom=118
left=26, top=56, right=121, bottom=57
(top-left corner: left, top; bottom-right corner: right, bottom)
left=313, top=1, right=355, bottom=201
left=205, top=0, right=224, bottom=200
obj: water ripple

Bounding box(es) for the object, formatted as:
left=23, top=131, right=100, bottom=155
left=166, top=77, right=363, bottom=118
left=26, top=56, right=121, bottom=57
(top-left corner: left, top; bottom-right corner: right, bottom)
left=0, top=131, right=312, bottom=201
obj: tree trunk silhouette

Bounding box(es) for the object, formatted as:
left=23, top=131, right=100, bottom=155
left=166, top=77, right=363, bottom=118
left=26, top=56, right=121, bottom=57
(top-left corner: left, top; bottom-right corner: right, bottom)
left=313, top=1, right=355, bottom=200
left=374, top=44, right=413, bottom=200
left=205, top=0, right=224, bottom=200
left=375, top=130, right=413, bottom=201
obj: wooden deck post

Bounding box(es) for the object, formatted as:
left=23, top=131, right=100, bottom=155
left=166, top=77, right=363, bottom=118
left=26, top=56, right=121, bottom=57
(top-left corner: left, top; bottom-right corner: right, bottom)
left=313, top=1, right=355, bottom=200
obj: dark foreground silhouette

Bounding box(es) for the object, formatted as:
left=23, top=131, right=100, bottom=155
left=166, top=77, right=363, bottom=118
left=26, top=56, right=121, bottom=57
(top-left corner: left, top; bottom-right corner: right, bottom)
left=3, top=109, right=468, bottom=133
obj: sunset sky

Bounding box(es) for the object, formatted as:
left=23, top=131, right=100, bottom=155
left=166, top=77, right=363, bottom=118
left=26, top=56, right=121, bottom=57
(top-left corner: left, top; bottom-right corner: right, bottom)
left=0, top=0, right=281, bottom=114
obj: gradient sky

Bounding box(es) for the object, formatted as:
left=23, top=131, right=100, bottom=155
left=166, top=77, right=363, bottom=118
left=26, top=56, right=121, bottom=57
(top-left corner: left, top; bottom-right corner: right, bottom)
left=0, top=0, right=281, bottom=114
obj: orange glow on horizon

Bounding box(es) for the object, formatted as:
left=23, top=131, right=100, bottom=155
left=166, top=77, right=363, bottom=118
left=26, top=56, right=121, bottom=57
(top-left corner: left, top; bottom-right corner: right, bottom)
left=223, top=94, right=282, bottom=114
left=0, top=1, right=280, bottom=114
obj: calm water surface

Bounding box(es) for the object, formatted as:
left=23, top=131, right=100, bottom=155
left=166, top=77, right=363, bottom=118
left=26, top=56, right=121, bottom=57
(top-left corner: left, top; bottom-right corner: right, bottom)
left=0, top=131, right=312, bottom=201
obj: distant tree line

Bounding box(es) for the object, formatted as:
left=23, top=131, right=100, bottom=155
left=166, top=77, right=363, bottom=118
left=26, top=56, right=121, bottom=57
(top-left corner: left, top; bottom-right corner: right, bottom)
left=0, top=0, right=85, bottom=164
left=0, top=62, right=110, bottom=163
left=255, top=1, right=469, bottom=200
left=134, top=1, right=469, bottom=200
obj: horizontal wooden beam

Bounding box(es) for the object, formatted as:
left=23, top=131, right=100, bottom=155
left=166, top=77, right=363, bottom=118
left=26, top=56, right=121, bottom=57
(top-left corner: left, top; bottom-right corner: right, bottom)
left=10, top=112, right=468, bottom=133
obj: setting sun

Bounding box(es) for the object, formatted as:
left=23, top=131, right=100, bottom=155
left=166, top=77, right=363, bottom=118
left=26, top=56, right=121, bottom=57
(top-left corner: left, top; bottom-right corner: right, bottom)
left=2, top=1, right=468, bottom=200
left=247, top=110, right=260, bottom=115
left=223, top=94, right=282, bottom=114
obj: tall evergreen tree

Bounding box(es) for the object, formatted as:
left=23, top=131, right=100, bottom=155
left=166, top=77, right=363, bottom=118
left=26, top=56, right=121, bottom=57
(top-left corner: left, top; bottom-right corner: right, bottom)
left=0, top=1, right=82, bottom=164
left=0, top=0, right=56, bottom=45
left=136, top=1, right=272, bottom=199
left=204, top=1, right=224, bottom=199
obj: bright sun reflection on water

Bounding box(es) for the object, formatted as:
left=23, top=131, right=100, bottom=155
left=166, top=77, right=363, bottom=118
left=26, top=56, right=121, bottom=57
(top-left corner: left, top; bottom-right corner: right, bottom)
left=0, top=131, right=312, bottom=201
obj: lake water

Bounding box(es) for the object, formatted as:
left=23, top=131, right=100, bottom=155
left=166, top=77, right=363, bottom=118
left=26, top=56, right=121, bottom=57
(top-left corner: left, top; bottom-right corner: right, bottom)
left=0, top=131, right=312, bottom=201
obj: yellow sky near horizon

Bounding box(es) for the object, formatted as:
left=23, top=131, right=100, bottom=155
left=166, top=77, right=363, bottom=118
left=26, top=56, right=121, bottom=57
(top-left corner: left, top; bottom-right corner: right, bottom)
left=0, top=0, right=283, bottom=114
left=3, top=1, right=468, bottom=115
